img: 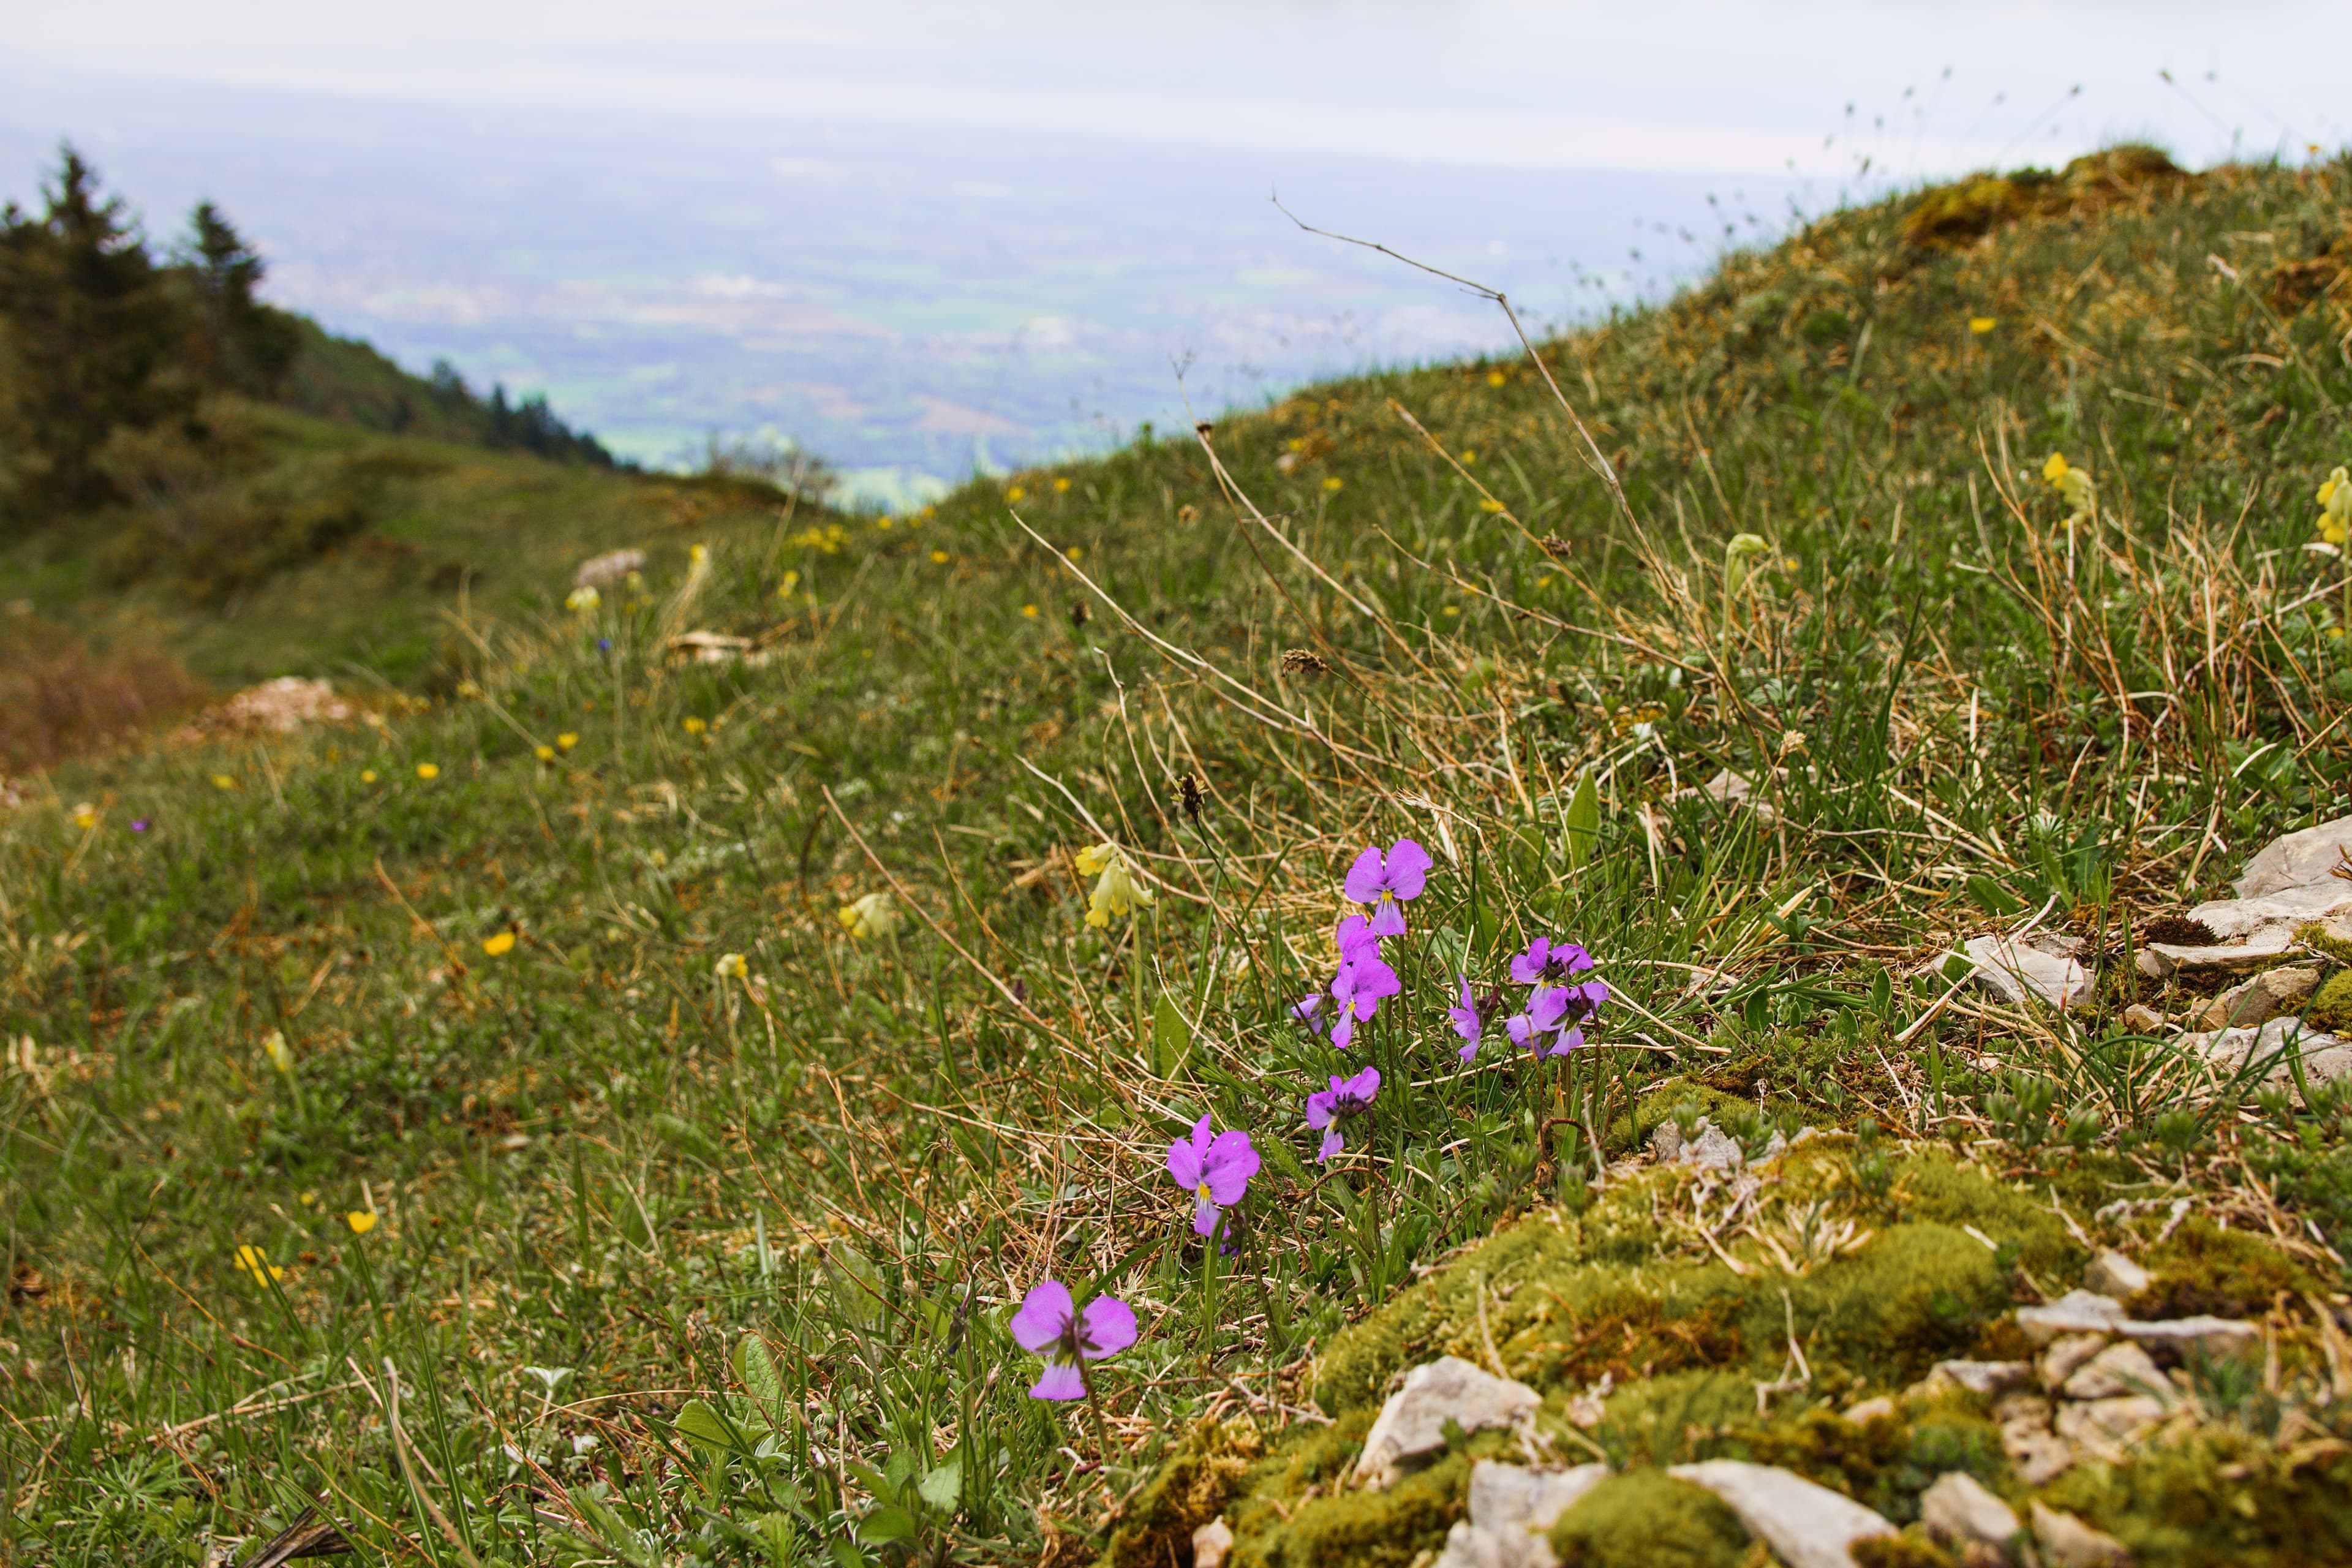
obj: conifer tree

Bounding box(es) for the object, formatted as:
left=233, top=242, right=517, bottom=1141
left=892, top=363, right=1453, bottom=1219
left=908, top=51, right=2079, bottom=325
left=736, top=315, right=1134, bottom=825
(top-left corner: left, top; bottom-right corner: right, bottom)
left=175, top=200, right=297, bottom=394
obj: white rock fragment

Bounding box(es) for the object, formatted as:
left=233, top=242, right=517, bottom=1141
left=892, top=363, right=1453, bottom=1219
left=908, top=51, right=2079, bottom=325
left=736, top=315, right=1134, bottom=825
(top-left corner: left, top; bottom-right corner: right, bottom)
left=1942, top=933, right=2093, bottom=1011
left=1927, top=1359, right=2033, bottom=1396
left=2016, top=1289, right=2129, bottom=1345
left=2143, top=813, right=2352, bottom=968
left=2082, top=1251, right=2150, bottom=1298
left=1436, top=1461, right=1613, bottom=1568
left=1919, top=1472, right=2021, bottom=1554
left=1357, top=1357, right=1540, bottom=1489
left=1651, top=1116, right=1747, bottom=1174
left=1841, top=1395, right=1895, bottom=1424
left=2194, top=965, right=2322, bottom=1030
left=2062, top=1341, right=2170, bottom=1403
left=1191, top=1517, right=1234, bottom=1568
left=2039, top=1332, right=2111, bottom=1392
left=1667, top=1460, right=1894, bottom=1568
left=2114, top=1315, right=2260, bottom=1360
left=2030, top=1501, right=2135, bottom=1567
left=2136, top=929, right=2296, bottom=977
left=2179, top=1017, right=2352, bottom=1092
left=574, top=548, right=647, bottom=588
left=2056, top=1393, right=2170, bottom=1449
left=2120, top=1002, right=2168, bottom=1033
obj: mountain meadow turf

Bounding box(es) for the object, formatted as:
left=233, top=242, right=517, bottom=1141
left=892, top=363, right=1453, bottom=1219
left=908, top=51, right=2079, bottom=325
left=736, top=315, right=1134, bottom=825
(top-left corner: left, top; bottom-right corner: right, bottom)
left=8, top=147, right=2352, bottom=1566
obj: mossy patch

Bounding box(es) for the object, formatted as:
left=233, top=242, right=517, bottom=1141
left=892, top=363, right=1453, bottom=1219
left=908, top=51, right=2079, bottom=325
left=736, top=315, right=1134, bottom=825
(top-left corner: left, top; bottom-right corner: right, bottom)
left=1548, top=1470, right=1753, bottom=1568
left=1101, top=1419, right=1262, bottom=1568
left=2305, top=967, right=2352, bottom=1033
left=2131, top=1219, right=2320, bottom=1320
left=2037, top=1428, right=2352, bottom=1567
left=1901, top=145, right=2190, bottom=249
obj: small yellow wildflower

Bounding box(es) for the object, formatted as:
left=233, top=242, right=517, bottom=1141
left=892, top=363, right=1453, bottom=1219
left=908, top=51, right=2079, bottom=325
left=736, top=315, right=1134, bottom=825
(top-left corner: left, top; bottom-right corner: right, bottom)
left=212, top=774, right=235, bottom=790
left=1478, top=498, right=1506, bottom=513
left=71, top=802, right=98, bottom=830
left=347, top=1211, right=378, bottom=1235
left=360, top=769, right=377, bottom=783
left=533, top=744, right=555, bottom=761
left=565, top=585, right=601, bottom=613
left=1075, top=842, right=1153, bottom=928
left=416, top=763, right=440, bottom=780
left=262, top=1030, right=293, bottom=1074
left=713, top=952, right=747, bottom=979
left=683, top=716, right=707, bottom=735
left=1006, top=484, right=1027, bottom=503
left=482, top=931, right=516, bottom=957
left=1022, top=603, right=1040, bottom=618
left=1322, top=477, right=1344, bottom=493
left=2041, top=453, right=2095, bottom=520
left=930, top=549, right=949, bottom=564
left=1065, top=545, right=1084, bottom=562
left=556, top=733, right=578, bottom=751
left=1969, top=317, right=1997, bottom=334
left=839, top=891, right=898, bottom=939
left=1442, top=605, right=1460, bottom=616
left=233, top=1245, right=285, bottom=1284
left=2316, top=466, right=2352, bottom=545
left=690, top=543, right=708, bottom=564
left=1486, top=369, right=1507, bottom=386
left=776, top=570, right=802, bottom=599
left=876, top=514, right=895, bottom=530
left=1461, top=450, right=1479, bottom=464
left=1053, top=477, right=1071, bottom=494
left=299, top=1191, right=317, bottom=1207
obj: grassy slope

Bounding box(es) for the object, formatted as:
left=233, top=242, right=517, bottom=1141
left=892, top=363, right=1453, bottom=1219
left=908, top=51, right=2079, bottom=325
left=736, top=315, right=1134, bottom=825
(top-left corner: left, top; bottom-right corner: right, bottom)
left=6, top=151, right=2352, bottom=1567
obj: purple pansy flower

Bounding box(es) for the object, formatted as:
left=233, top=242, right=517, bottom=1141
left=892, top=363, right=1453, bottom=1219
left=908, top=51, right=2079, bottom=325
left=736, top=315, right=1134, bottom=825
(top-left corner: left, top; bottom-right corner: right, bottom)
left=1508, top=978, right=1610, bottom=1057
left=1305, top=1066, right=1381, bottom=1163
left=1327, top=954, right=1401, bottom=1049
left=1009, top=1278, right=1137, bottom=1401
left=1335, top=913, right=1383, bottom=964
left=130, top=819, right=149, bottom=832
left=1344, top=839, right=1433, bottom=938
left=1447, top=976, right=1487, bottom=1062
left=1510, top=937, right=1595, bottom=986
left=1291, top=993, right=1325, bottom=1032
left=1166, top=1114, right=1260, bottom=1237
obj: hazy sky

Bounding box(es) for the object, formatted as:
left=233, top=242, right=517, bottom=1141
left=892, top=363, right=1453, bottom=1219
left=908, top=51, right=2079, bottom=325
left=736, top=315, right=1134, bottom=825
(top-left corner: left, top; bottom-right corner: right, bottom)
left=7, top=2, right=2341, bottom=499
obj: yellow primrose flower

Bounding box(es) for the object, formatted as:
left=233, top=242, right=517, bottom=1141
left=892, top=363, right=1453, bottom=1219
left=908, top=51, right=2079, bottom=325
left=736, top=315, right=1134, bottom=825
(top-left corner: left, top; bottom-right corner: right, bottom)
left=876, top=514, right=895, bottom=530
left=930, top=549, right=950, bottom=564
left=2316, top=467, right=2352, bottom=544
left=1065, top=545, right=1084, bottom=562
left=776, top=570, right=802, bottom=598
left=1486, top=369, right=1507, bottom=386
left=690, top=543, right=708, bottom=563
left=482, top=932, right=516, bottom=957
left=1022, top=603, right=1040, bottom=618
left=533, top=744, right=555, bottom=762
left=1969, top=317, right=1997, bottom=334
left=1442, top=605, right=1460, bottom=616
left=1461, top=450, right=1479, bottom=464
left=233, top=1245, right=285, bottom=1284
left=565, top=585, right=601, bottom=613
left=556, top=733, right=579, bottom=751
left=713, top=952, right=747, bottom=979
left=1006, top=484, right=1027, bottom=503
left=360, top=769, right=377, bottom=783
left=839, top=891, right=898, bottom=939
left=2042, top=453, right=2095, bottom=518
left=683, top=716, right=707, bottom=735
left=262, top=1030, right=294, bottom=1074
left=1322, top=477, right=1344, bottom=493
left=1075, top=841, right=1153, bottom=928
left=71, top=802, right=98, bottom=830
left=1053, top=477, right=1071, bottom=494
left=347, top=1211, right=378, bottom=1235
left=212, top=774, right=235, bottom=790
left=416, top=763, right=440, bottom=780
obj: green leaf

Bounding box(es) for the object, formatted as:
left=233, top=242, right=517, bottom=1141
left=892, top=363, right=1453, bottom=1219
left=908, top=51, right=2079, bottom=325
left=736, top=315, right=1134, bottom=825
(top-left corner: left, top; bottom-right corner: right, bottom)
left=653, top=1112, right=725, bottom=1166
left=1965, top=874, right=2026, bottom=916
left=576, top=1495, right=662, bottom=1568
left=1152, top=992, right=1193, bottom=1077
left=734, top=1333, right=785, bottom=1408
left=858, top=1506, right=918, bottom=1543
left=917, top=1459, right=962, bottom=1512
left=1562, top=769, right=1600, bottom=870
left=826, top=1246, right=886, bottom=1330
left=830, top=1542, right=870, bottom=1568
left=673, top=1398, right=747, bottom=1456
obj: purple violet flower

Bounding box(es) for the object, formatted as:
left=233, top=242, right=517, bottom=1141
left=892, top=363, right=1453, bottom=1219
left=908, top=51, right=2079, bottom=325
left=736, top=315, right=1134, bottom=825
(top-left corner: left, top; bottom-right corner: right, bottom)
left=1008, top=1278, right=1137, bottom=1401
left=1335, top=913, right=1383, bottom=964
left=1507, top=978, right=1610, bottom=1057
left=1447, top=976, right=1486, bottom=1062
left=1327, top=954, right=1401, bottom=1049
left=1305, top=1066, right=1381, bottom=1163
left=1344, top=839, right=1432, bottom=938
left=1166, top=1114, right=1260, bottom=1236
left=130, top=819, right=149, bottom=832
left=1510, top=937, right=1595, bottom=986
left=1291, top=993, right=1325, bottom=1033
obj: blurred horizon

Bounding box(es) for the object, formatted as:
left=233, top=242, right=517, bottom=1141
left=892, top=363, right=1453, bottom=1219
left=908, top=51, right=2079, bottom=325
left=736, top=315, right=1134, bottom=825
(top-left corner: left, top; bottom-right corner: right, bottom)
left=5, top=1, right=2340, bottom=507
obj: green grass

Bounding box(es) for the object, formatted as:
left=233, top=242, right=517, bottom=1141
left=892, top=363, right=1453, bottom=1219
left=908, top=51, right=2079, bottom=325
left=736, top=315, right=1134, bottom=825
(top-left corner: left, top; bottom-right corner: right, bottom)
left=7, top=148, right=2352, bottom=1567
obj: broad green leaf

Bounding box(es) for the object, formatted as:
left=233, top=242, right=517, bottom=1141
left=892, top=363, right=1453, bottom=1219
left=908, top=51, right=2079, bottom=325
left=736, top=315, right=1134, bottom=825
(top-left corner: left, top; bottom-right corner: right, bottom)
left=576, top=1494, right=662, bottom=1568
left=672, top=1398, right=745, bottom=1456
left=1562, top=769, right=1600, bottom=870
left=1153, top=992, right=1193, bottom=1077
left=858, top=1505, right=918, bottom=1543
left=734, top=1333, right=785, bottom=1407
left=1965, top=874, right=2026, bottom=916
left=826, top=1246, right=885, bottom=1330
left=917, top=1459, right=962, bottom=1512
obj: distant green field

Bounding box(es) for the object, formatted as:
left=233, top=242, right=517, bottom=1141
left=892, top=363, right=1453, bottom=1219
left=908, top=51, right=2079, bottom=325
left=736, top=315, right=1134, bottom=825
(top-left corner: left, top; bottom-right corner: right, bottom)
left=9, top=149, right=2352, bottom=1568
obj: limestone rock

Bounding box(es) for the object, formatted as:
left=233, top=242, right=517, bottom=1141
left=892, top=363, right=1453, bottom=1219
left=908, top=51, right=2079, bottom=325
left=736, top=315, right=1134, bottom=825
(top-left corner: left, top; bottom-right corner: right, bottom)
left=2082, top=1250, right=2150, bottom=1298
left=1191, top=1518, right=1234, bottom=1568
left=1928, top=1359, right=2032, bottom=1396
left=2056, top=1393, right=2169, bottom=1449
left=1919, top=1472, right=2021, bottom=1553
left=575, top=548, right=647, bottom=588
left=1942, top=933, right=2092, bottom=1011
left=2040, top=1332, right=2111, bottom=1392
left=2002, top=1421, right=2075, bottom=1486
left=1841, top=1395, right=1895, bottom=1424
left=1667, top=1460, right=1895, bottom=1568
left=1436, top=1461, right=1614, bottom=1568
left=2120, top=1003, right=2167, bottom=1033
left=2195, top=964, right=2321, bottom=1030
left=1358, top=1357, right=1540, bottom=1488
left=2145, top=813, right=2352, bottom=967
left=2179, top=1016, right=2352, bottom=1091
left=1651, top=1116, right=1746, bottom=1174
left=2030, top=1501, right=2133, bottom=1567
left=2236, top=813, right=2352, bottom=900
left=2114, top=1314, right=2260, bottom=1359
left=2016, top=1289, right=2129, bottom=1345
left=2062, top=1341, right=2169, bottom=1403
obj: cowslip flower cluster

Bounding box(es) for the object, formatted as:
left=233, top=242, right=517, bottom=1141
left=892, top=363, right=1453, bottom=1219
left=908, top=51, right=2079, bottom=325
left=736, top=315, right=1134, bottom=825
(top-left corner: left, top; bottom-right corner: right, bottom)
left=1076, top=842, right=1153, bottom=927
left=2316, top=467, right=2351, bottom=546
left=839, top=891, right=897, bottom=938
left=2043, top=453, right=2095, bottom=523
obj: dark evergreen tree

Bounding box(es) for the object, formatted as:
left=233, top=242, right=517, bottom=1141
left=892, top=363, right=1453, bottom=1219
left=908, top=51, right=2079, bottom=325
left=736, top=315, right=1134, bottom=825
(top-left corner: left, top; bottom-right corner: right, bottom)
left=173, top=200, right=298, bottom=394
